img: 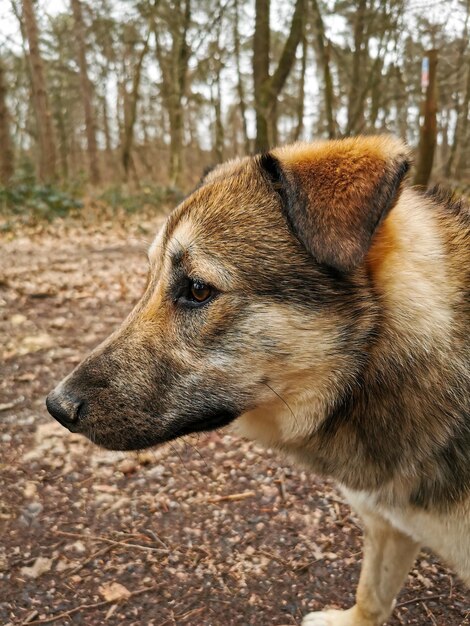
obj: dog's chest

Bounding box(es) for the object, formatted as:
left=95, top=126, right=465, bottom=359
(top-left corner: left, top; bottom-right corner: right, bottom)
left=341, top=486, right=470, bottom=584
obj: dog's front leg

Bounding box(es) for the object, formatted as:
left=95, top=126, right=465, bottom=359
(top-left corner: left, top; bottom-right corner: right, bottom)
left=302, top=510, right=420, bottom=626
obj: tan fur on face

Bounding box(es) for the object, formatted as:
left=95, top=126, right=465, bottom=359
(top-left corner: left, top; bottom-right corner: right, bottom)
left=233, top=304, right=351, bottom=446
left=168, top=217, right=236, bottom=290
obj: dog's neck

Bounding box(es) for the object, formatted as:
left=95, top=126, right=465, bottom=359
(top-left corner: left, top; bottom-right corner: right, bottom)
left=280, top=189, right=468, bottom=508
left=322, top=189, right=467, bottom=506
left=366, top=187, right=455, bottom=360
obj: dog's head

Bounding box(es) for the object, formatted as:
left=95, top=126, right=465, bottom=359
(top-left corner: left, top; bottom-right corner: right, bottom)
left=46, top=136, right=409, bottom=450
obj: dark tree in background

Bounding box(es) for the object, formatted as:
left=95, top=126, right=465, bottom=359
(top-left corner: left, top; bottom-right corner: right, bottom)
left=21, top=0, right=57, bottom=183
left=0, top=58, right=14, bottom=184
left=311, top=0, right=335, bottom=138
left=253, top=0, right=304, bottom=151
left=415, top=48, right=438, bottom=186
left=71, top=0, right=101, bottom=185
left=152, top=0, right=192, bottom=187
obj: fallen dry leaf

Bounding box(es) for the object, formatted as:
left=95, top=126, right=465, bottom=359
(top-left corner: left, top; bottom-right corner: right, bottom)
left=10, top=314, right=27, bottom=325
left=23, top=481, right=38, bottom=498
left=21, top=556, right=53, bottom=579
left=17, top=333, right=55, bottom=355
left=99, top=581, right=131, bottom=602
left=56, top=557, right=78, bottom=572
left=0, top=402, right=17, bottom=412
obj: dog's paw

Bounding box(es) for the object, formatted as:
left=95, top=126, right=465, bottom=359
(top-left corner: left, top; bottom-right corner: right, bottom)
left=302, top=608, right=375, bottom=626
left=302, top=611, right=334, bottom=626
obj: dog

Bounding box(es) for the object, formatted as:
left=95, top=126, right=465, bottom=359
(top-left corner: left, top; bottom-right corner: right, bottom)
left=46, top=135, right=470, bottom=625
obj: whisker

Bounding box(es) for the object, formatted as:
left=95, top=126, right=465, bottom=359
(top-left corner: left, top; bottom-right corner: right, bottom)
left=168, top=440, right=190, bottom=473
left=183, top=435, right=209, bottom=470
left=262, top=381, right=301, bottom=430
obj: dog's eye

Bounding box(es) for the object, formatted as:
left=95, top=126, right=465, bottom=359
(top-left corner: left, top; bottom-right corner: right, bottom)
left=190, top=280, right=212, bottom=303
left=182, top=278, right=217, bottom=306
left=175, top=278, right=217, bottom=308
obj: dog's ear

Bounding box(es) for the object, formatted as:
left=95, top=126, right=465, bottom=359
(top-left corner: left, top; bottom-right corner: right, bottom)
left=259, top=136, right=410, bottom=272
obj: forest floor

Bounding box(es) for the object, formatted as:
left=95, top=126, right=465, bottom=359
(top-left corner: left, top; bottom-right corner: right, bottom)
left=0, top=212, right=469, bottom=626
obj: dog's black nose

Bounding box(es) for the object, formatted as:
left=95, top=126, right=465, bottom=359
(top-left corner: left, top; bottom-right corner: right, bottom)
left=46, top=389, right=86, bottom=429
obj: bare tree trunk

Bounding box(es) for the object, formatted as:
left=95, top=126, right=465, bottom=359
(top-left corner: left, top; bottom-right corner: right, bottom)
left=71, top=0, right=100, bottom=184
left=0, top=59, right=14, bottom=185
left=446, top=0, right=470, bottom=178
left=369, top=58, right=384, bottom=129
left=253, top=0, right=304, bottom=152
left=170, top=0, right=191, bottom=187
left=121, top=35, right=149, bottom=180
left=10, top=0, right=33, bottom=157
left=53, top=86, right=69, bottom=179
left=253, top=0, right=270, bottom=151
left=394, top=64, right=408, bottom=140
left=102, top=96, right=112, bottom=153
left=456, top=58, right=470, bottom=179
left=212, top=19, right=224, bottom=163
left=440, top=108, right=450, bottom=166
left=212, top=61, right=224, bottom=163
left=116, top=77, right=125, bottom=147
left=22, top=0, right=57, bottom=182
left=414, top=49, right=438, bottom=187
left=348, top=29, right=394, bottom=135
left=233, top=0, right=250, bottom=153
left=270, top=98, right=279, bottom=145
left=292, top=33, right=307, bottom=141
left=154, top=0, right=191, bottom=187
left=69, top=127, right=79, bottom=177
left=346, top=0, right=367, bottom=135
left=311, top=0, right=335, bottom=138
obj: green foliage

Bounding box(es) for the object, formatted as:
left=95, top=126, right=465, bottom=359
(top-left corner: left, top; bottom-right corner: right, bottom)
left=98, top=184, right=183, bottom=213
left=0, top=182, right=83, bottom=220
left=0, top=160, right=180, bottom=228
left=0, top=158, right=83, bottom=221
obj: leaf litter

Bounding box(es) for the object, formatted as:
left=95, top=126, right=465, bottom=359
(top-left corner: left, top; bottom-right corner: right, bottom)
left=1, top=215, right=468, bottom=625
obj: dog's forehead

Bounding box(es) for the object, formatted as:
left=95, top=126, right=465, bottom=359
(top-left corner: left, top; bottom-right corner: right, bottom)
left=150, top=158, right=279, bottom=264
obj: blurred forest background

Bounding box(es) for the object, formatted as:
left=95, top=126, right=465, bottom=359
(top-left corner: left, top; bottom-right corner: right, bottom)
left=2, top=5, right=470, bottom=622
left=0, top=0, right=469, bottom=218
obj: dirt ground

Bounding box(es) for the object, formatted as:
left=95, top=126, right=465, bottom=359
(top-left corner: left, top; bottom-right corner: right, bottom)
left=0, top=214, right=468, bottom=626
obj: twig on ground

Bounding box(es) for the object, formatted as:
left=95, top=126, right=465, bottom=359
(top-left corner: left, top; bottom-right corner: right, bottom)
left=394, top=608, right=406, bottom=625
left=275, top=472, right=287, bottom=502
left=422, top=601, right=438, bottom=626
left=177, top=606, right=205, bottom=622
left=0, top=401, right=19, bottom=412
left=67, top=542, right=117, bottom=576
left=21, top=583, right=162, bottom=625
left=159, top=606, right=206, bottom=626
left=256, top=548, right=292, bottom=568
left=396, top=594, right=441, bottom=608
left=22, top=611, right=39, bottom=624
left=256, top=548, right=321, bottom=573
left=293, top=557, right=322, bottom=573
left=205, top=490, right=255, bottom=503
left=55, top=529, right=168, bottom=554
left=138, top=527, right=170, bottom=550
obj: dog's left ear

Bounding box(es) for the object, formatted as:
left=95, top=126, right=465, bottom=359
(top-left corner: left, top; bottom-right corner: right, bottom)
left=259, top=136, right=410, bottom=272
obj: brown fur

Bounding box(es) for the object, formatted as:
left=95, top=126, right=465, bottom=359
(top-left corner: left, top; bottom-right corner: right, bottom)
left=47, top=136, right=470, bottom=625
